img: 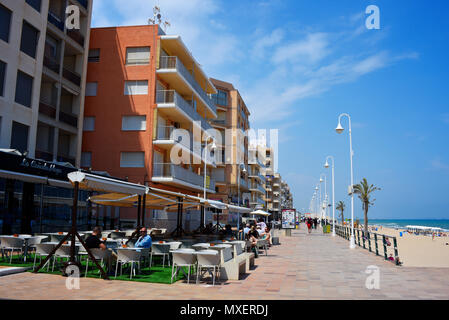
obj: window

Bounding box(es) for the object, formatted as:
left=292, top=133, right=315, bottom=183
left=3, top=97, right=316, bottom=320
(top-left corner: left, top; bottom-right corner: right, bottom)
left=211, top=89, right=228, bottom=106
left=20, top=21, right=40, bottom=59
left=10, top=121, right=29, bottom=153
left=122, top=115, right=146, bottom=131
left=0, top=4, right=12, bottom=43
left=83, top=117, right=95, bottom=131
left=88, top=49, right=100, bottom=62
left=25, top=0, right=42, bottom=12
left=81, top=152, right=92, bottom=167
left=126, top=47, right=150, bottom=65
left=120, top=152, right=145, bottom=168
left=0, top=60, right=5, bottom=97
left=15, top=71, right=34, bottom=108
left=124, top=80, right=148, bottom=95
left=85, top=82, right=97, bottom=96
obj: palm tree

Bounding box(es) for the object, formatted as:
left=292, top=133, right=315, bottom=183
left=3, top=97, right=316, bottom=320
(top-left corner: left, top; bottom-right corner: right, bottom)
left=353, top=178, right=381, bottom=233
left=336, top=201, right=345, bottom=225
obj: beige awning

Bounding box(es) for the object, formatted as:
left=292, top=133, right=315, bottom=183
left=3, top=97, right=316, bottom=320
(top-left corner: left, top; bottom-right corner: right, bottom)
left=250, top=209, right=271, bottom=216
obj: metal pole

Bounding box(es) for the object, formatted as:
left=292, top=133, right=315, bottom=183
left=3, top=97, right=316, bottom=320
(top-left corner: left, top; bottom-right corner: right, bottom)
left=142, top=193, right=146, bottom=227
left=348, top=116, right=355, bottom=249
left=237, top=165, right=240, bottom=233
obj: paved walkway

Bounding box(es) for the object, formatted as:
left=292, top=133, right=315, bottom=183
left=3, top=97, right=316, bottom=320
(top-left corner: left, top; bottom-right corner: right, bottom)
left=0, top=228, right=448, bottom=300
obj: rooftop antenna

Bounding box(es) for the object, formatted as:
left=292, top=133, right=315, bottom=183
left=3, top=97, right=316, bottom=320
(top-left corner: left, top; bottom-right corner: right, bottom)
left=147, top=5, right=170, bottom=32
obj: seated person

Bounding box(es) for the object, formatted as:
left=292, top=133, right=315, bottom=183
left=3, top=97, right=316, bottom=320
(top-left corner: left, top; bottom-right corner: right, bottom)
left=134, top=227, right=152, bottom=249
left=85, top=226, right=107, bottom=250
left=243, top=224, right=251, bottom=236
left=247, top=225, right=259, bottom=245
left=256, top=225, right=264, bottom=237
left=260, top=227, right=272, bottom=246
left=204, top=223, right=214, bottom=234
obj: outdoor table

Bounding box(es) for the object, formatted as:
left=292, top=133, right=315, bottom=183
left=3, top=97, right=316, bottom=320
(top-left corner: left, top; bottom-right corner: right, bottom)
left=191, top=243, right=210, bottom=251
left=1, top=235, right=38, bottom=262
left=208, top=244, right=232, bottom=264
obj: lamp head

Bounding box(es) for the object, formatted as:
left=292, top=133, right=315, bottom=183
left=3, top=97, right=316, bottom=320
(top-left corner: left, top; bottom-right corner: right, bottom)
left=319, top=178, right=323, bottom=183
left=335, top=122, right=344, bottom=134
left=324, top=160, right=329, bottom=169
left=211, top=141, right=217, bottom=151
left=242, top=166, right=247, bottom=173
left=315, top=186, right=319, bottom=191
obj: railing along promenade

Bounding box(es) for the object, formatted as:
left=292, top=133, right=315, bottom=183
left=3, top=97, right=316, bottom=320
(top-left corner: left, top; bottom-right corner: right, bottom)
left=333, top=224, right=401, bottom=266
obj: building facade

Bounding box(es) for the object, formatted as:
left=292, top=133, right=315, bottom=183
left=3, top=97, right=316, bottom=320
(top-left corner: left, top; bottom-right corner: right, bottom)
left=82, top=25, right=219, bottom=230
left=0, top=0, right=93, bottom=167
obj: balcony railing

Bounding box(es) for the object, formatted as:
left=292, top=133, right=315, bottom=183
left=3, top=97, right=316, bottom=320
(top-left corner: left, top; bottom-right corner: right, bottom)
left=39, top=101, right=56, bottom=118
left=158, top=56, right=216, bottom=115
left=59, top=111, right=78, bottom=127
left=67, top=30, right=85, bottom=47
left=43, top=55, right=60, bottom=74
left=211, top=119, right=226, bottom=126
left=57, top=155, right=75, bottom=166
left=63, top=67, right=81, bottom=86
left=156, top=90, right=212, bottom=132
left=155, top=126, right=215, bottom=164
left=250, top=183, right=266, bottom=194
left=48, top=11, right=64, bottom=31
left=153, top=163, right=215, bottom=191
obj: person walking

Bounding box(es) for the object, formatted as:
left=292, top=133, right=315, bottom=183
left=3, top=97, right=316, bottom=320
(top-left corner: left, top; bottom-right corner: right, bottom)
left=306, top=218, right=312, bottom=234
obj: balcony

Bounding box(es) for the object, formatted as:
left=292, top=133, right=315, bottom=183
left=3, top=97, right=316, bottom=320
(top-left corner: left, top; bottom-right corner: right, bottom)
left=249, top=171, right=266, bottom=182
left=210, top=119, right=226, bottom=127
left=156, top=90, right=212, bottom=132
left=63, top=67, right=81, bottom=87
left=152, top=163, right=215, bottom=193
left=157, top=56, right=217, bottom=117
left=48, top=11, right=64, bottom=31
left=250, top=183, right=266, bottom=194
left=35, top=150, right=53, bottom=161
left=153, top=126, right=215, bottom=166
left=43, top=55, right=60, bottom=74
left=57, top=155, right=75, bottom=166
left=59, top=111, right=78, bottom=128
left=67, top=30, right=85, bottom=47
left=39, top=101, right=56, bottom=118
left=74, top=0, right=88, bottom=9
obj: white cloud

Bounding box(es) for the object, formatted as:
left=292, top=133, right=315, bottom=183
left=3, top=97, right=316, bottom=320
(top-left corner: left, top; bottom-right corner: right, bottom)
left=272, top=33, right=329, bottom=65
left=251, top=28, right=285, bottom=59
left=430, top=158, right=449, bottom=172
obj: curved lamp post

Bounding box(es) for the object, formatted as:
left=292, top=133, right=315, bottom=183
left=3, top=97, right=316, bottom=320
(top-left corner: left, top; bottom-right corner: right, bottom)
left=324, top=156, right=335, bottom=236
left=336, top=113, right=355, bottom=249
left=319, top=173, right=327, bottom=221
left=237, top=163, right=247, bottom=235
left=203, top=139, right=217, bottom=227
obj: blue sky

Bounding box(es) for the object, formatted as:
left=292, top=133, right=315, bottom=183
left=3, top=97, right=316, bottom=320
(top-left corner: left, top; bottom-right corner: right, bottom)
left=91, top=0, right=449, bottom=219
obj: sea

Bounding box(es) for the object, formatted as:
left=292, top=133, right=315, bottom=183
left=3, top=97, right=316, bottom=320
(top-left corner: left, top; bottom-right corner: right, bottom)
left=359, top=219, right=449, bottom=231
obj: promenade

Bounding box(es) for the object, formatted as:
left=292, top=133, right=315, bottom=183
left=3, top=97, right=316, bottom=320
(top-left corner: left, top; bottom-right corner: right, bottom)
left=0, top=227, right=448, bottom=300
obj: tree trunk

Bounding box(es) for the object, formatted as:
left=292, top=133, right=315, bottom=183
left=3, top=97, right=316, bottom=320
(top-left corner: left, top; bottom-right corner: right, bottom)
left=364, top=202, right=369, bottom=234
left=341, top=211, right=344, bottom=225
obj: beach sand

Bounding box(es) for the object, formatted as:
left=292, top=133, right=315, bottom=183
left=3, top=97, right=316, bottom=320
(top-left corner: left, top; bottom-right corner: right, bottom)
left=369, top=225, right=449, bottom=268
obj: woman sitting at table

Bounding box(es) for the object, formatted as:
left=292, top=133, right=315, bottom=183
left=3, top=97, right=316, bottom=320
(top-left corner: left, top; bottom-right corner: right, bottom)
left=260, top=227, right=272, bottom=246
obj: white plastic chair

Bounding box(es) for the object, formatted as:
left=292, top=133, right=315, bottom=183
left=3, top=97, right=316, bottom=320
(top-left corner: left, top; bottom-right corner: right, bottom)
left=33, top=243, right=56, bottom=271
left=50, top=234, right=66, bottom=242
left=53, top=245, right=79, bottom=271
left=150, top=243, right=171, bottom=268
left=85, top=248, right=111, bottom=277
left=257, top=239, right=268, bottom=256
left=0, top=237, right=25, bottom=264
left=196, top=250, right=221, bottom=286
left=110, top=231, right=126, bottom=240
left=115, top=249, right=142, bottom=279
left=171, top=250, right=197, bottom=284
left=137, top=248, right=150, bottom=267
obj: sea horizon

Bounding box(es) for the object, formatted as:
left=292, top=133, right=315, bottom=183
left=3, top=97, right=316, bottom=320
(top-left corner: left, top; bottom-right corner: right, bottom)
left=358, top=219, right=449, bottom=231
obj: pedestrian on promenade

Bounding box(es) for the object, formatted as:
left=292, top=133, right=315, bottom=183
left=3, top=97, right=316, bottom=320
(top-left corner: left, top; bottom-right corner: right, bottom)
left=306, top=218, right=312, bottom=233
left=313, top=218, right=318, bottom=229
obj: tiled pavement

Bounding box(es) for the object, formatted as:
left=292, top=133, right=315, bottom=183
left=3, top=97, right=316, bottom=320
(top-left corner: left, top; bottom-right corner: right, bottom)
left=0, top=228, right=448, bottom=300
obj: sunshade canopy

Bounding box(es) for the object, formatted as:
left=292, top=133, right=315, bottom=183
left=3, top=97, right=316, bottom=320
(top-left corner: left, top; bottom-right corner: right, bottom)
left=250, top=209, right=271, bottom=216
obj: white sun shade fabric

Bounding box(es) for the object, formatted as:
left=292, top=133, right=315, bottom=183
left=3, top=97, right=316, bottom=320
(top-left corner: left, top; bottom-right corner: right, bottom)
left=250, top=209, right=271, bottom=216
left=68, top=171, right=148, bottom=195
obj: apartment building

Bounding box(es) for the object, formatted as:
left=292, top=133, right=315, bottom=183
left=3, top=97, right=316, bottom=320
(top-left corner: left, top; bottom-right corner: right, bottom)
left=82, top=25, right=219, bottom=229
left=0, top=0, right=93, bottom=234
left=0, top=0, right=93, bottom=167
left=209, top=78, right=250, bottom=209
left=248, top=144, right=266, bottom=210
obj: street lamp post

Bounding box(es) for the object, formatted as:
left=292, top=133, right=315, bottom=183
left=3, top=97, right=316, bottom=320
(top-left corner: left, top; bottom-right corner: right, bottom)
left=202, top=139, right=217, bottom=227
left=314, top=186, right=319, bottom=219
left=320, top=173, right=327, bottom=221
left=336, top=113, right=355, bottom=249
left=237, top=164, right=246, bottom=237
left=325, top=156, right=336, bottom=236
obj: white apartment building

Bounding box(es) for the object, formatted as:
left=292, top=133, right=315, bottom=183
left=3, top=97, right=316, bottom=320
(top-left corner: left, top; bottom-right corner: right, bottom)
left=0, top=0, right=93, bottom=167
